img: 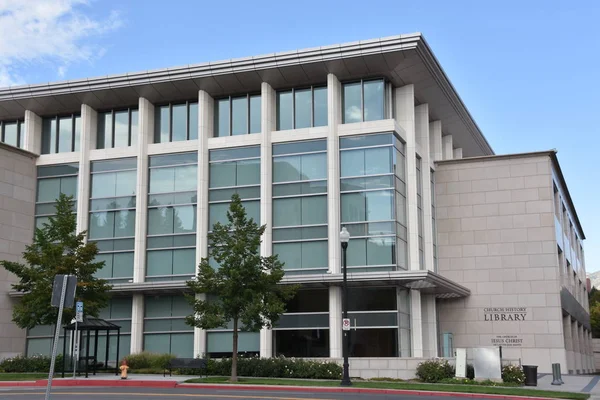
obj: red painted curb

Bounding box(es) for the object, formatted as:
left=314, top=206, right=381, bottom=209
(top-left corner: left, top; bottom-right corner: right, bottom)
left=0, top=380, right=177, bottom=388
left=179, top=383, right=557, bottom=400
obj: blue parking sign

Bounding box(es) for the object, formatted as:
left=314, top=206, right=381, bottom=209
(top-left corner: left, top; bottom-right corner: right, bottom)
left=76, top=301, right=83, bottom=312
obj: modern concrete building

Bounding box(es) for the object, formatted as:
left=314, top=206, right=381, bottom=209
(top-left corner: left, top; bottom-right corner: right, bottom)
left=0, top=33, right=591, bottom=376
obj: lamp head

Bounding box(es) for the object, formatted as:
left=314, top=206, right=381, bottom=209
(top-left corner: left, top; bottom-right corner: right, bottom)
left=340, top=227, right=350, bottom=244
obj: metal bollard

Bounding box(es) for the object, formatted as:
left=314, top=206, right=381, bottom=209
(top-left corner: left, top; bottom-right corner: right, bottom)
left=551, top=363, right=563, bottom=385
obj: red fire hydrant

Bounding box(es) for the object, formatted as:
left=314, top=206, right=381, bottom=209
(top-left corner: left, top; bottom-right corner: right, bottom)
left=119, top=360, right=129, bottom=380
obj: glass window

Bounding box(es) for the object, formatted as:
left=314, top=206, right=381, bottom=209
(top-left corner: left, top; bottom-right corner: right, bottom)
left=276, top=91, right=293, bottom=131
left=154, top=102, right=197, bottom=143
left=98, top=112, right=113, bottom=149
left=214, top=95, right=261, bottom=137
left=42, top=115, right=80, bottom=154
left=276, top=86, right=327, bottom=131
left=114, top=111, right=130, bottom=148
left=130, top=110, right=139, bottom=147
left=313, top=87, right=328, bottom=127
left=249, top=95, right=261, bottom=134
left=1, top=121, right=21, bottom=147
left=343, top=82, right=362, bottom=123
left=343, top=79, right=385, bottom=123
left=231, top=97, right=248, bottom=136
left=215, top=99, right=230, bottom=138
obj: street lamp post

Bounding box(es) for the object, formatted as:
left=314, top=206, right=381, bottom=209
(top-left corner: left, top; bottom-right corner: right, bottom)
left=340, top=227, right=351, bottom=386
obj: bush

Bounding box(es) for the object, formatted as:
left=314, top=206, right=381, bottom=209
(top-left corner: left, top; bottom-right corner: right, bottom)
left=415, top=359, right=454, bottom=383
left=123, top=352, right=175, bottom=370
left=181, top=356, right=342, bottom=380
left=0, top=354, right=63, bottom=373
left=501, top=364, right=525, bottom=385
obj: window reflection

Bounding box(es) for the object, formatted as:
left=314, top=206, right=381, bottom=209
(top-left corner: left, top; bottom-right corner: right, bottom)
left=342, top=79, right=385, bottom=123
left=214, top=95, right=261, bottom=137
left=276, top=86, right=327, bottom=130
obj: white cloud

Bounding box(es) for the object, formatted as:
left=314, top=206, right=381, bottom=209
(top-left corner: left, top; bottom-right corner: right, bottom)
left=0, top=0, right=122, bottom=87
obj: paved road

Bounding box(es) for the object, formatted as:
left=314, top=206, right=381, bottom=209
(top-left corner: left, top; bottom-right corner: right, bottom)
left=0, top=386, right=493, bottom=400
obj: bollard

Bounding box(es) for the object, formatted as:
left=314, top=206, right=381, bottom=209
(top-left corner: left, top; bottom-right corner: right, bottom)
left=557, top=363, right=564, bottom=385
left=551, top=363, right=562, bottom=386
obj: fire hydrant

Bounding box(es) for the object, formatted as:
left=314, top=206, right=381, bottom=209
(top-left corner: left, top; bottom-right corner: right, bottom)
left=119, top=360, right=129, bottom=380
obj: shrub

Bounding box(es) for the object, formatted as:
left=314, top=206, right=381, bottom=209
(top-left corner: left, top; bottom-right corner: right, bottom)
left=123, top=352, right=175, bottom=370
left=415, top=359, right=454, bottom=383
left=181, top=356, right=342, bottom=380
left=0, top=354, right=63, bottom=373
left=501, top=364, right=525, bottom=385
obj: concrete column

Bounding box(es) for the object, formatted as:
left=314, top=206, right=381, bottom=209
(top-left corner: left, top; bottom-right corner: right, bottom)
left=579, top=324, right=586, bottom=372
left=442, top=135, right=453, bottom=160
left=76, top=104, right=96, bottom=235
left=259, top=82, right=276, bottom=358
left=394, top=85, right=419, bottom=272
left=130, top=294, right=144, bottom=353
left=327, top=74, right=342, bottom=274
left=563, top=315, right=574, bottom=373
left=416, top=104, right=434, bottom=272
left=133, top=98, right=153, bottom=283
left=23, top=110, right=42, bottom=154
left=421, top=294, right=438, bottom=358
left=329, top=286, right=342, bottom=358
left=193, top=90, right=213, bottom=358
left=410, top=289, right=423, bottom=357
left=429, top=120, right=442, bottom=162
left=589, top=331, right=594, bottom=372
left=453, top=148, right=463, bottom=159
left=572, top=319, right=580, bottom=373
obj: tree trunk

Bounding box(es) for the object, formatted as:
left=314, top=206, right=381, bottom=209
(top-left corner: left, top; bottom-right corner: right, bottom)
left=231, top=318, right=238, bottom=382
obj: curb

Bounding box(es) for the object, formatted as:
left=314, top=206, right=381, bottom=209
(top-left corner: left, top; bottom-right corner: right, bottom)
left=180, top=383, right=560, bottom=400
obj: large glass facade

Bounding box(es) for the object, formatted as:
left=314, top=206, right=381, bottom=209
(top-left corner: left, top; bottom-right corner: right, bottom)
left=89, top=158, right=137, bottom=283
left=0, top=119, right=25, bottom=148
left=90, top=297, right=132, bottom=362
left=214, top=94, right=261, bottom=137
left=342, top=79, right=385, bottom=124
left=41, top=114, right=81, bottom=154
left=272, top=140, right=328, bottom=275
left=154, top=102, right=198, bottom=143
left=276, top=86, right=327, bottom=130
left=26, top=325, right=65, bottom=356
left=273, top=289, right=329, bottom=357
left=97, top=108, right=139, bottom=149
left=147, top=152, right=197, bottom=281
left=208, top=146, right=260, bottom=229
left=347, top=287, right=402, bottom=357
left=340, top=133, right=406, bottom=272
left=395, top=138, right=408, bottom=270
left=35, top=164, right=79, bottom=229
left=143, top=295, right=193, bottom=357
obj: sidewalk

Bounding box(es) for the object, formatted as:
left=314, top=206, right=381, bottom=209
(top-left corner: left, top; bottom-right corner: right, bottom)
left=524, top=375, right=600, bottom=394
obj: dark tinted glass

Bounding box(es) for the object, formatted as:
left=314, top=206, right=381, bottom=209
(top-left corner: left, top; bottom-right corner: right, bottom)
left=285, top=289, right=328, bottom=313
left=272, top=140, right=326, bottom=156
left=149, top=152, right=198, bottom=167
left=347, top=287, right=396, bottom=311
left=91, top=158, right=137, bottom=172
left=340, top=133, right=393, bottom=149
left=209, top=146, right=260, bottom=162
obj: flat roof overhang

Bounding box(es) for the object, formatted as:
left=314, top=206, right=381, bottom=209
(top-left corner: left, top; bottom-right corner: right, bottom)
left=0, top=33, right=493, bottom=157
left=8, top=270, right=470, bottom=298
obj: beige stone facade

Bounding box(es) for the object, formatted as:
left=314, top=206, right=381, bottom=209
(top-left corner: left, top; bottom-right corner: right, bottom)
left=0, top=143, right=37, bottom=359
left=436, top=152, right=592, bottom=374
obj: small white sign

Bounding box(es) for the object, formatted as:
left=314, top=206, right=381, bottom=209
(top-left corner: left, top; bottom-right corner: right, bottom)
left=342, top=318, right=351, bottom=331
left=455, top=348, right=467, bottom=378
left=76, top=311, right=83, bottom=323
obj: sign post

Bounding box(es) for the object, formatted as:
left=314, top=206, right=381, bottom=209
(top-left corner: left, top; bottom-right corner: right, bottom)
left=46, top=275, right=77, bottom=400
left=73, top=302, right=83, bottom=379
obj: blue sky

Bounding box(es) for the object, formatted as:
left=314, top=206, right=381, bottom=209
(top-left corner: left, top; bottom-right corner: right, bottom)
left=2, top=0, right=599, bottom=271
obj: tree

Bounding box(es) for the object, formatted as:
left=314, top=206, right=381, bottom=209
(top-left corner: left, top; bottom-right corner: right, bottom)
left=186, top=194, right=297, bottom=382
left=1, top=194, right=111, bottom=330
left=591, top=303, right=600, bottom=338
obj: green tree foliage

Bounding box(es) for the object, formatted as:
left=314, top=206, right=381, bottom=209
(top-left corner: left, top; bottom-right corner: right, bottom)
left=0, top=194, right=111, bottom=330
left=590, top=303, right=600, bottom=338
left=186, top=194, right=297, bottom=382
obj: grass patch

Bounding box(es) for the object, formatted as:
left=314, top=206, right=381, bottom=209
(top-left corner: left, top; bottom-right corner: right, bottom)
left=184, top=377, right=589, bottom=400
left=0, top=373, right=50, bottom=381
